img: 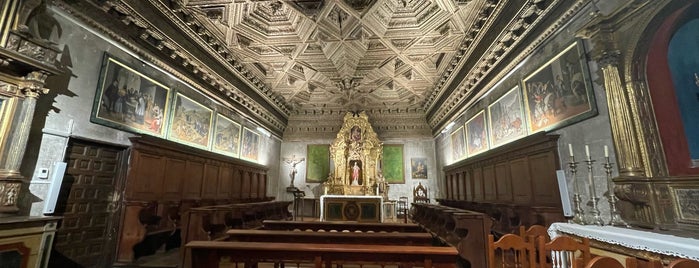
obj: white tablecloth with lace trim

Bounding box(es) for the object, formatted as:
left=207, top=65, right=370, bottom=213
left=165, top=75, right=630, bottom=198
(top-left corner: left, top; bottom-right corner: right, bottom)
left=548, top=223, right=699, bottom=261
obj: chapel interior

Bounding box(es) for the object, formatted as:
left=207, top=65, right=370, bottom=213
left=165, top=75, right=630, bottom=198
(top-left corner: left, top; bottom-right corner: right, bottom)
left=1, top=0, right=699, bottom=268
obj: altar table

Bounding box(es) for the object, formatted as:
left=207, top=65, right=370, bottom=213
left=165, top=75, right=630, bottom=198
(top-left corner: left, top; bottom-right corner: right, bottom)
left=548, top=223, right=699, bottom=261
left=320, top=195, right=383, bottom=223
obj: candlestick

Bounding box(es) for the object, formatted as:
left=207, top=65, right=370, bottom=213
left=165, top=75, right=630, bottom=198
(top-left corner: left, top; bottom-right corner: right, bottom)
left=603, top=158, right=628, bottom=227
left=568, top=156, right=585, bottom=224
left=585, top=145, right=591, bottom=160
left=604, top=145, right=609, bottom=158
left=586, top=158, right=604, bottom=226
left=568, top=144, right=574, bottom=157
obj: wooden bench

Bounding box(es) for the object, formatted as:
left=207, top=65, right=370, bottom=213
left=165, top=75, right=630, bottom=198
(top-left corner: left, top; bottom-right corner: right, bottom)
left=262, top=219, right=425, bottom=233
left=226, top=229, right=435, bottom=245
left=412, top=203, right=492, bottom=268
left=184, top=241, right=458, bottom=268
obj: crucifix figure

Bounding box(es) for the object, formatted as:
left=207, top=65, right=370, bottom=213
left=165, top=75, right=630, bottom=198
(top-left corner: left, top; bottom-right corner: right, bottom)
left=283, top=155, right=305, bottom=188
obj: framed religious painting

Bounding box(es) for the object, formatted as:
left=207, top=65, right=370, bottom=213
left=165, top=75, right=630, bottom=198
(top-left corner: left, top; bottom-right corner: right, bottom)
left=306, top=144, right=330, bottom=183
left=410, top=157, right=428, bottom=179
left=488, top=86, right=527, bottom=147
left=91, top=53, right=171, bottom=137
left=522, top=41, right=597, bottom=133
left=381, top=144, right=404, bottom=184
left=450, top=126, right=466, bottom=161
left=212, top=114, right=241, bottom=157
left=167, top=93, right=213, bottom=149
left=241, top=127, right=260, bottom=162
left=465, top=110, right=488, bottom=156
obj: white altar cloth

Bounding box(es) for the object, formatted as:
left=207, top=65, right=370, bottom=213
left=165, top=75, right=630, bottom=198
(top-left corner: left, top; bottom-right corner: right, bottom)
left=548, top=223, right=699, bottom=261
left=320, top=195, right=383, bottom=222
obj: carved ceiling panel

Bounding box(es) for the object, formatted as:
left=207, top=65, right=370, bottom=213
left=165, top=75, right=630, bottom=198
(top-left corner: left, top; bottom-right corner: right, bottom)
left=183, top=0, right=477, bottom=111
left=55, top=0, right=578, bottom=136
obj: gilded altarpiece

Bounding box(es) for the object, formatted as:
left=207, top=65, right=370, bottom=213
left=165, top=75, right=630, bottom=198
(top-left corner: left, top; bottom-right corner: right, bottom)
left=326, top=112, right=384, bottom=196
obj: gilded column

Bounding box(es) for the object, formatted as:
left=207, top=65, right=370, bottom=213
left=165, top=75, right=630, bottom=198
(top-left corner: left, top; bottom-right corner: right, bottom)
left=595, top=51, right=646, bottom=178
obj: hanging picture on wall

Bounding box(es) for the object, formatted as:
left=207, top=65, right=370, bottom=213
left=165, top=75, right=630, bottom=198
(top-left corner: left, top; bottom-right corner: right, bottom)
left=522, top=41, right=597, bottom=133
left=92, top=54, right=170, bottom=137
left=382, top=144, right=404, bottom=184
left=241, top=127, right=260, bottom=162
left=306, top=144, right=330, bottom=183
left=450, top=126, right=466, bottom=161
left=466, top=110, right=488, bottom=156
left=212, top=114, right=241, bottom=157
left=488, top=86, right=527, bottom=147
left=168, top=93, right=213, bottom=149
left=411, top=157, right=428, bottom=179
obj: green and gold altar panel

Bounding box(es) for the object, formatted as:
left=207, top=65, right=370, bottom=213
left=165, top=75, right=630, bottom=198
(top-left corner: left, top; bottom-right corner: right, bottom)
left=320, top=195, right=383, bottom=223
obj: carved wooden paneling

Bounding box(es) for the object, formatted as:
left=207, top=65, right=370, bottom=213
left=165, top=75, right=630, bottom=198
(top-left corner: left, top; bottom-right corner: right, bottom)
left=510, top=158, right=532, bottom=204
left=127, top=152, right=165, bottom=200
left=495, top=163, right=511, bottom=201
left=201, top=164, right=220, bottom=199
left=163, top=158, right=186, bottom=201
left=217, top=166, right=233, bottom=199
left=442, top=133, right=564, bottom=231
left=250, top=173, right=260, bottom=198
left=232, top=170, right=242, bottom=200
left=529, top=151, right=559, bottom=206
left=183, top=162, right=204, bottom=200
left=473, top=168, right=484, bottom=201
left=241, top=172, right=251, bottom=199
left=483, top=166, right=496, bottom=201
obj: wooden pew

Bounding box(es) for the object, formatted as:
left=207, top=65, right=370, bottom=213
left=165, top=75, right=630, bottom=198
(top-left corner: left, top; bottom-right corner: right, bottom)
left=412, top=203, right=492, bottom=268
left=184, top=241, right=459, bottom=268
left=262, top=219, right=425, bottom=233
left=226, top=229, right=435, bottom=245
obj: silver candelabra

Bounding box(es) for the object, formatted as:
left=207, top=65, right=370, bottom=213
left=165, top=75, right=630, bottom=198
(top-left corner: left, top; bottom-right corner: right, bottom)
left=585, top=157, right=604, bottom=226
left=603, top=157, right=628, bottom=226
left=568, top=156, right=585, bottom=224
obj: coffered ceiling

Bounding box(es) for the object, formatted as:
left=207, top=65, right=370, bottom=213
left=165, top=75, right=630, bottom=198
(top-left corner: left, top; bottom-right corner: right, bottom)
left=55, top=0, right=579, bottom=136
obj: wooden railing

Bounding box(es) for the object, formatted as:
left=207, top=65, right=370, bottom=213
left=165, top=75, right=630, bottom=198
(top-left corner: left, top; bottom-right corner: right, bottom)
left=226, top=229, right=435, bottom=245
left=261, top=219, right=425, bottom=233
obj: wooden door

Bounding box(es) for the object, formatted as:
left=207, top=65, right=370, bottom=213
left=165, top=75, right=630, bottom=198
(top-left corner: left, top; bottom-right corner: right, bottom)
left=51, top=139, right=127, bottom=267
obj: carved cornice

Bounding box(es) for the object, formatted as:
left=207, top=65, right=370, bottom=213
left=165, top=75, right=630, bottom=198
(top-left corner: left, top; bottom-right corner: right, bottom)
left=429, top=0, right=588, bottom=133
left=51, top=0, right=287, bottom=135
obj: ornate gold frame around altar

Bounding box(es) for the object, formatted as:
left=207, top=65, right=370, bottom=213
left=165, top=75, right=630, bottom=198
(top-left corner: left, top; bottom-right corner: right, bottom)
left=324, top=112, right=386, bottom=196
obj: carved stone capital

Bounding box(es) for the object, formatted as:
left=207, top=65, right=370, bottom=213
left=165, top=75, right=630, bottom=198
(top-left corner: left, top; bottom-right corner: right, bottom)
left=596, top=50, right=622, bottom=68
left=19, top=71, right=50, bottom=98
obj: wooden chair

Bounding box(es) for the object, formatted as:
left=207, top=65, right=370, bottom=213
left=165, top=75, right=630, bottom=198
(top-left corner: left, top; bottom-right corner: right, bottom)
left=397, top=196, right=409, bottom=223
left=519, top=225, right=549, bottom=242
left=667, top=259, right=699, bottom=268
left=413, top=182, right=429, bottom=203
left=584, top=256, right=624, bottom=268
left=537, top=235, right=591, bottom=268
left=488, top=233, right=537, bottom=268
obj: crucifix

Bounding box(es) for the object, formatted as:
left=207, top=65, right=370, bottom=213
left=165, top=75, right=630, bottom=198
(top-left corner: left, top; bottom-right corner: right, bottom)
left=283, top=154, right=305, bottom=189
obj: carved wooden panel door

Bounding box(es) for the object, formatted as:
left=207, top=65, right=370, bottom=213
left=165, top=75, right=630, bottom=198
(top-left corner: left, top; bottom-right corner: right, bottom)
left=52, top=139, right=126, bottom=267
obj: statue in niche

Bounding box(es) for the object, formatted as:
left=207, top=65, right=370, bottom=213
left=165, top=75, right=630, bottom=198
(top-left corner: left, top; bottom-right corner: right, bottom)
left=351, top=161, right=361, bottom=185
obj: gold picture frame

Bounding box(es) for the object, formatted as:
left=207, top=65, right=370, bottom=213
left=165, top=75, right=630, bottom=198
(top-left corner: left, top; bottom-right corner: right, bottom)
left=91, top=53, right=171, bottom=137
left=167, top=93, right=213, bottom=150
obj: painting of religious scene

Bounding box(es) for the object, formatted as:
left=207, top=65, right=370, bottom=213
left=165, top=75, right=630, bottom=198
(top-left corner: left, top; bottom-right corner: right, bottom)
left=168, top=93, right=213, bottom=149
left=450, top=126, right=466, bottom=161
left=381, top=144, right=404, bottom=184
left=92, top=54, right=170, bottom=137
left=488, top=86, right=527, bottom=147
left=212, top=114, right=241, bottom=157
left=523, top=41, right=597, bottom=133
left=350, top=126, right=362, bottom=142
left=411, top=157, right=428, bottom=179
left=466, top=111, right=488, bottom=156
left=241, top=127, right=260, bottom=162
